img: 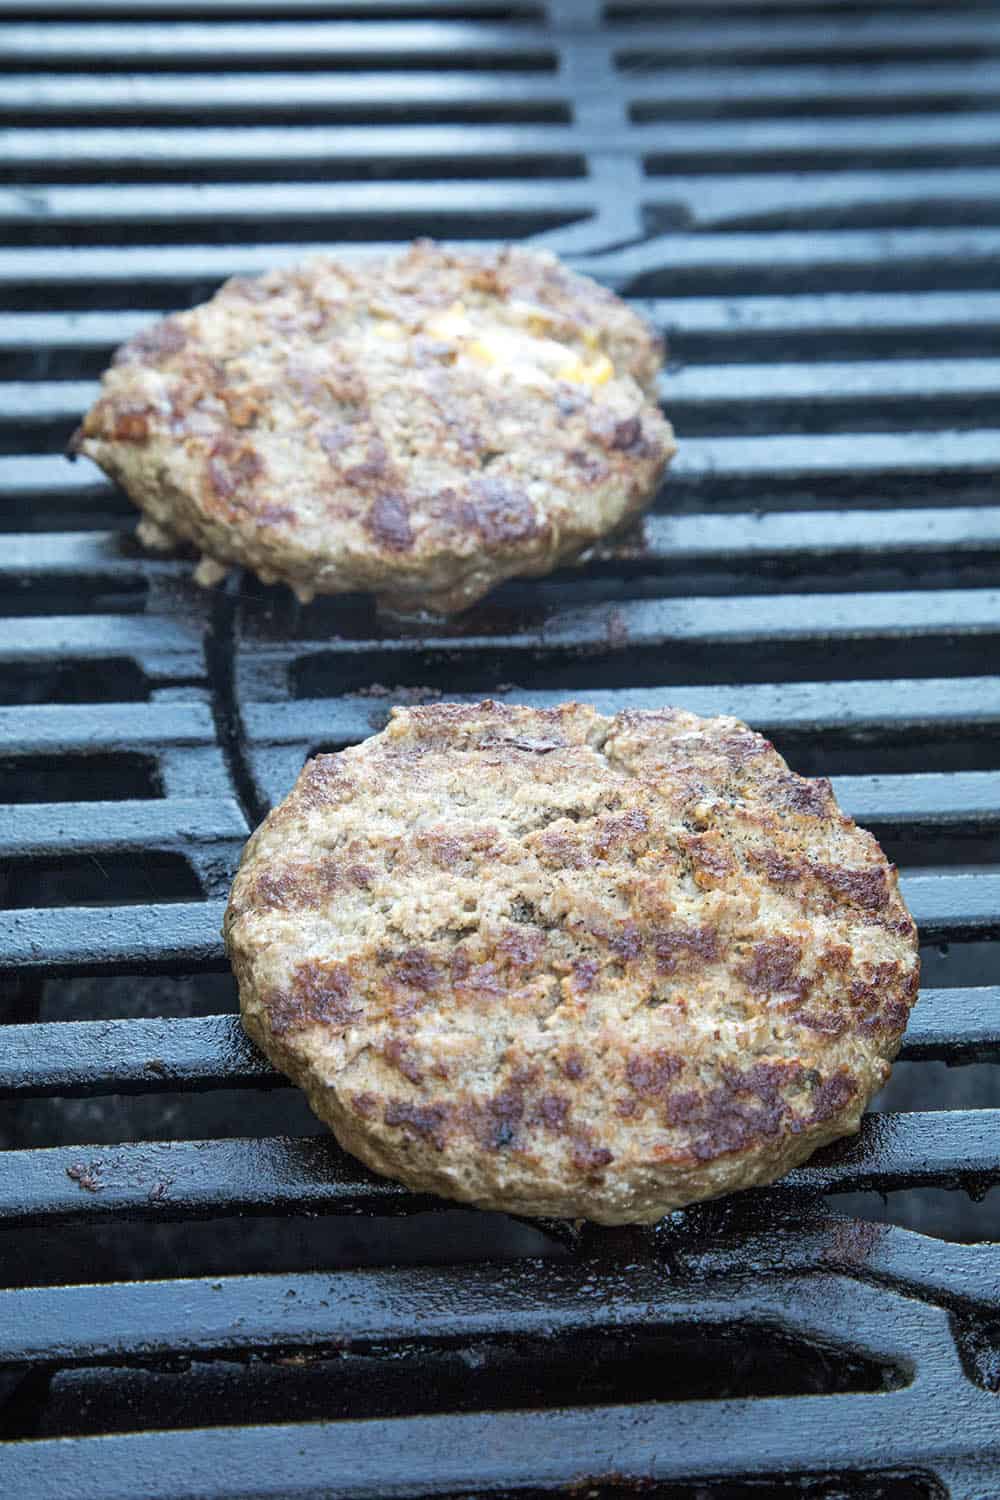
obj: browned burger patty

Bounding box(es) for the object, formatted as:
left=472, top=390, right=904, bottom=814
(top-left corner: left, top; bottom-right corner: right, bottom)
left=72, top=242, right=674, bottom=614
left=225, top=701, right=919, bottom=1224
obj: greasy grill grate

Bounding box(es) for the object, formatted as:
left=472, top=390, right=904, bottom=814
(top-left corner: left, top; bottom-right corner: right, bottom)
left=2, top=0, right=1000, bottom=1493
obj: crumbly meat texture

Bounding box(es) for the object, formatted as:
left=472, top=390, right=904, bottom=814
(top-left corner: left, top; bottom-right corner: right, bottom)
left=225, top=702, right=919, bottom=1224
left=72, top=242, right=674, bottom=614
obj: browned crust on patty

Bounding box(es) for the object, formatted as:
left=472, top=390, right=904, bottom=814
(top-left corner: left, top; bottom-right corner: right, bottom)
left=72, top=242, right=674, bottom=613
left=225, top=702, right=919, bottom=1223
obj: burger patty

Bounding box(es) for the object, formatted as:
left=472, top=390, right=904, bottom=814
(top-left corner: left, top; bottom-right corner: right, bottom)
left=225, top=701, right=919, bottom=1224
left=72, top=242, right=674, bottom=614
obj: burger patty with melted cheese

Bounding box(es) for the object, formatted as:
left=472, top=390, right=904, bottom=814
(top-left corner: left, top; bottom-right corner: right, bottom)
left=72, top=242, right=674, bottom=614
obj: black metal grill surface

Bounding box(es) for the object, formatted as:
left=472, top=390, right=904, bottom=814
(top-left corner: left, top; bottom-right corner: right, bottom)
left=2, top=0, right=1000, bottom=1494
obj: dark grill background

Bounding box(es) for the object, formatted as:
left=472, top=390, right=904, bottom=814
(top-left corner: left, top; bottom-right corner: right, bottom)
left=2, top=0, right=1000, bottom=1494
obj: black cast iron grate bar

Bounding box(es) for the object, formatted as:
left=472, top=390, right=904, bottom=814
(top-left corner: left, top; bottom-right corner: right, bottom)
left=708, top=1213, right=1000, bottom=1310
left=0, top=873, right=994, bottom=973
left=0, top=796, right=247, bottom=858
left=0, top=705, right=232, bottom=816
left=633, top=110, right=1000, bottom=160
left=1, top=1013, right=278, bottom=1097
left=14, top=365, right=1000, bottom=426
left=0, top=0, right=550, bottom=13
left=0, top=70, right=571, bottom=120
left=243, top=676, right=1000, bottom=818
left=57, top=426, right=1000, bottom=504
left=3, top=1221, right=1000, bottom=1383
left=235, top=586, right=1000, bottom=656
left=0, top=700, right=214, bottom=750
left=0, top=1262, right=950, bottom=1370
left=8, top=172, right=1000, bottom=245
left=0, top=453, right=114, bottom=502
left=1, top=226, right=998, bottom=292
left=606, top=12, right=1000, bottom=57
left=243, top=761, right=1000, bottom=836
left=636, top=508, right=1000, bottom=563
left=12, top=112, right=1000, bottom=170
left=5, top=1417, right=992, bottom=1500
left=9, top=291, right=1000, bottom=364
left=3, top=985, right=998, bottom=1101
left=0, top=0, right=549, bottom=9
left=0, top=18, right=557, bottom=65
left=3, top=1330, right=997, bottom=1500
left=3, top=12, right=1000, bottom=65
left=648, top=290, right=1000, bottom=346
left=5, top=1109, right=1000, bottom=1228
left=0, top=178, right=606, bottom=226
left=6, top=57, right=1000, bottom=114
left=4, top=767, right=998, bottom=841
left=0, top=618, right=205, bottom=690
left=638, top=167, right=1000, bottom=231
left=244, top=676, right=1000, bottom=734
left=0, top=900, right=228, bottom=973
left=593, top=0, right=1000, bottom=9
left=0, top=701, right=233, bottom=801
left=6, top=507, right=1000, bottom=570
left=660, top=358, right=1000, bottom=405
left=671, top=431, right=1000, bottom=491
left=582, top=226, right=1000, bottom=291
left=623, top=59, right=1000, bottom=113
left=0, top=122, right=592, bottom=168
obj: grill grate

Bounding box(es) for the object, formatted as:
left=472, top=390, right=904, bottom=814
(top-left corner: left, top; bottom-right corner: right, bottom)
left=2, top=0, right=1000, bottom=1494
